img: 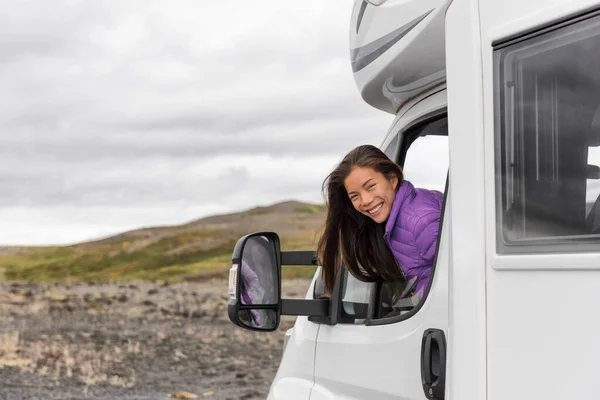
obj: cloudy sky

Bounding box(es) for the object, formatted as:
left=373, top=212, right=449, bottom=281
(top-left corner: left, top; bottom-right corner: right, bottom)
left=1, top=0, right=395, bottom=245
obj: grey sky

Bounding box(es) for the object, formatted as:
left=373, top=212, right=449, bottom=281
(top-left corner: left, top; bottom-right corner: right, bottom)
left=0, top=0, right=393, bottom=245
left=2, top=1, right=599, bottom=246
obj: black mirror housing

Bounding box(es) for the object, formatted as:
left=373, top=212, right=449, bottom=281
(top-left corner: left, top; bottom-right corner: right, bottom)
left=227, top=232, right=332, bottom=332
left=228, top=232, right=282, bottom=332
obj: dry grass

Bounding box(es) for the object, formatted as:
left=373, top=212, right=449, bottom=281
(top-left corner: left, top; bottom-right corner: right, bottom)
left=0, top=201, right=324, bottom=283
left=0, top=330, right=140, bottom=387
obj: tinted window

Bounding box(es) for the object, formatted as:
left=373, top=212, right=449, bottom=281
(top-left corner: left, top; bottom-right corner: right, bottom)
left=339, top=270, right=373, bottom=324
left=494, top=14, right=600, bottom=253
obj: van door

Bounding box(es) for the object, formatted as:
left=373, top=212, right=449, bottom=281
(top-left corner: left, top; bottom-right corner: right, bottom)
left=483, top=5, right=600, bottom=400
left=310, top=103, right=450, bottom=400
left=268, top=277, right=321, bottom=400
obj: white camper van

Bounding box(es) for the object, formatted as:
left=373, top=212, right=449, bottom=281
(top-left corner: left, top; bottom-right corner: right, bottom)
left=227, top=0, right=600, bottom=399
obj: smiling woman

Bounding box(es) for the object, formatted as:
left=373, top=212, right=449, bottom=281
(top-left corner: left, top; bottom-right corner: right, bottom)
left=317, top=145, right=443, bottom=300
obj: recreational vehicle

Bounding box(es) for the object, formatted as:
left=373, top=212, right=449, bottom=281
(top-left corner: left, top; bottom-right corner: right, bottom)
left=228, top=0, right=600, bottom=399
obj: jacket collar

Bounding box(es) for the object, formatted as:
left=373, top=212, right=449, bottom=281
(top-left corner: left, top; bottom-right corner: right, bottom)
left=384, top=180, right=415, bottom=236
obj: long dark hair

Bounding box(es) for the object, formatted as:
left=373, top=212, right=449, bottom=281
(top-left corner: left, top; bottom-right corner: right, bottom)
left=317, top=145, right=405, bottom=294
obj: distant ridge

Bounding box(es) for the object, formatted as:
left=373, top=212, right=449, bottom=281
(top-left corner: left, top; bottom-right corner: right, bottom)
left=76, top=200, right=323, bottom=248
left=0, top=201, right=325, bottom=282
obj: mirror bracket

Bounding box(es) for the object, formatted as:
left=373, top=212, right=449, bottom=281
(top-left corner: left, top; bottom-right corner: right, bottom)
left=281, top=298, right=329, bottom=317
left=281, top=251, right=317, bottom=266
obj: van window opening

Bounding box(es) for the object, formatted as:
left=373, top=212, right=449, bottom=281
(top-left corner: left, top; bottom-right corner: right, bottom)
left=495, top=13, right=600, bottom=253
left=339, top=116, right=449, bottom=324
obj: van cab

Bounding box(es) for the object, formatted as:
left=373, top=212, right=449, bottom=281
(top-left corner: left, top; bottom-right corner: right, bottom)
left=227, top=0, right=600, bottom=399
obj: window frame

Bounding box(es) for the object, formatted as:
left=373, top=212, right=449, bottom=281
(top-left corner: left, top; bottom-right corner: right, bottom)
left=331, top=111, right=449, bottom=326
left=493, top=10, right=600, bottom=255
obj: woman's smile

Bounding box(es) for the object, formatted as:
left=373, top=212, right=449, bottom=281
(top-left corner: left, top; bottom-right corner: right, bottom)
left=366, top=203, right=384, bottom=216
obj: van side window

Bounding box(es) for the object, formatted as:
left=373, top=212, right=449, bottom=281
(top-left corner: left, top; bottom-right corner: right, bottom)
left=401, top=118, right=449, bottom=193
left=338, top=117, right=448, bottom=324
left=494, top=16, right=600, bottom=254
left=375, top=117, right=448, bottom=320
left=335, top=135, right=399, bottom=324
left=339, top=270, right=373, bottom=323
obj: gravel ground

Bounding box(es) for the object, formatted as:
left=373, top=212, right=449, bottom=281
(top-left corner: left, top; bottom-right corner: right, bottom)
left=0, top=279, right=312, bottom=400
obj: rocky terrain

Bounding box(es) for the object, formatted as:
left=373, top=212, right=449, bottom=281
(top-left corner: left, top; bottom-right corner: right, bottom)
left=0, top=278, right=313, bottom=400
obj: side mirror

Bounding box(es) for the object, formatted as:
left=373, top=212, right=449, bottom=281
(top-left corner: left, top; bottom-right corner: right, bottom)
left=228, top=232, right=330, bottom=332
left=228, top=232, right=281, bottom=332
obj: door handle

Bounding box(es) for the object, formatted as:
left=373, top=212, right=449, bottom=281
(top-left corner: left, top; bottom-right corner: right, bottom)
left=421, top=329, right=447, bottom=400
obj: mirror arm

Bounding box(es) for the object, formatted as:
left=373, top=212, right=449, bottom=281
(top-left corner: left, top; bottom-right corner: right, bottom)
left=281, top=251, right=318, bottom=266
left=281, top=299, right=329, bottom=317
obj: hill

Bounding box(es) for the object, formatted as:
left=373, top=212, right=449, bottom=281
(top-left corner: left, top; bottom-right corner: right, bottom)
left=0, top=201, right=325, bottom=282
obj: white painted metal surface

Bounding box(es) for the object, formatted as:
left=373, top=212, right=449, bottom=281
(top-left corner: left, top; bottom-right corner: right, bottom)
left=444, top=1, right=488, bottom=400
left=479, top=1, right=600, bottom=399
left=267, top=277, right=320, bottom=400
left=350, top=0, right=451, bottom=114
left=380, top=84, right=447, bottom=151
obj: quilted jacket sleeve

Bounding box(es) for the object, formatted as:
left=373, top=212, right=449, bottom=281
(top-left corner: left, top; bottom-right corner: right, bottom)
left=414, top=210, right=441, bottom=263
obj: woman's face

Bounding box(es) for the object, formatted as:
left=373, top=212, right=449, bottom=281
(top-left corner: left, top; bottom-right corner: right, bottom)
left=344, top=166, right=398, bottom=224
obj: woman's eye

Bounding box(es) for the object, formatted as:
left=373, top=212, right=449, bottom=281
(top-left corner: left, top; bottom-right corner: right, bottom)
left=368, top=184, right=375, bottom=190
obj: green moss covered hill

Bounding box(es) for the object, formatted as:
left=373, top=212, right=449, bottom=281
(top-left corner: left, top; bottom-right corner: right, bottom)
left=0, top=201, right=325, bottom=282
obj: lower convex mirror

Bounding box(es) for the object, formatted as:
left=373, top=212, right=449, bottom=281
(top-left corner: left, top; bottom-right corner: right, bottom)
left=228, top=232, right=282, bottom=332
left=237, top=309, right=278, bottom=330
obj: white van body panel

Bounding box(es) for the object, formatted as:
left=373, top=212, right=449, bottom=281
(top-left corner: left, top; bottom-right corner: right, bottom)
left=350, top=0, right=451, bottom=114
left=444, top=1, right=488, bottom=400
left=267, top=277, right=320, bottom=400
left=479, top=1, right=600, bottom=399
left=380, top=84, right=447, bottom=152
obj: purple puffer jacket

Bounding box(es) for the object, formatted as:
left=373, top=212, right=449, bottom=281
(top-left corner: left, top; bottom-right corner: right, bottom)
left=384, top=180, right=443, bottom=300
